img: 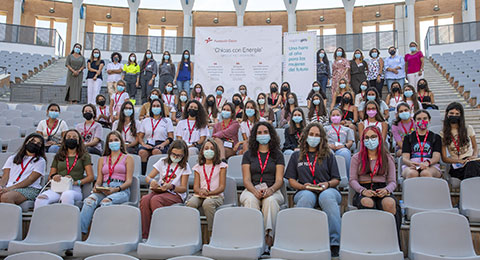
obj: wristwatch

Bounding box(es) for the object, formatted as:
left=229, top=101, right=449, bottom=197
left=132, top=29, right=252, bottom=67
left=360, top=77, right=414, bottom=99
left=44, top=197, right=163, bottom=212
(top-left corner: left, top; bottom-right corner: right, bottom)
left=77, top=180, right=82, bottom=186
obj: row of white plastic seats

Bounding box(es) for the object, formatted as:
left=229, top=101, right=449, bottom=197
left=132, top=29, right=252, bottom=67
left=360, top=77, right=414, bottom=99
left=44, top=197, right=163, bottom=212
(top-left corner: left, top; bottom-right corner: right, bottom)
left=5, top=252, right=210, bottom=260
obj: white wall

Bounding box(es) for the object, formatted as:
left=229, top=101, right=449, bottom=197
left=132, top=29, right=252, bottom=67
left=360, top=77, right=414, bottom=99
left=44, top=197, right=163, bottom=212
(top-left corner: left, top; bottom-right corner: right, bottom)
left=427, top=40, right=480, bottom=56
left=0, top=42, right=57, bottom=56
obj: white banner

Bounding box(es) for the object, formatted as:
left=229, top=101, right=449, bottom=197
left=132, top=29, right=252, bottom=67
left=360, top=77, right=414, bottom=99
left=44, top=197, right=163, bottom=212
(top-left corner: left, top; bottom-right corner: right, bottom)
left=283, top=31, right=317, bottom=106
left=194, top=26, right=283, bottom=100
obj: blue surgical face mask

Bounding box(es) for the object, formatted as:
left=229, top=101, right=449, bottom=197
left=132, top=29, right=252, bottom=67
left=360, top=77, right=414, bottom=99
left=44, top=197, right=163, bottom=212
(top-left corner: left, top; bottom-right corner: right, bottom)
left=399, top=111, right=411, bottom=120
left=150, top=94, right=159, bottom=100
left=123, top=109, right=133, bottom=117
left=336, top=51, right=343, bottom=57
left=170, top=155, right=182, bottom=163
left=203, top=149, right=215, bottom=160
left=166, top=86, right=173, bottom=92
left=367, top=95, right=376, bottom=101
left=74, top=47, right=81, bottom=54
left=152, top=107, right=162, bottom=115
left=48, top=111, right=59, bottom=119
left=180, top=95, right=188, bottom=102
left=404, top=90, right=413, bottom=98
left=361, top=84, right=368, bottom=91
left=313, top=99, right=320, bottom=106
left=258, top=99, right=265, bottom=105
left=245, top=108, right=255, bottom=117
left=117, top=85, right=125, bottom=92
left=222, top=110, right=231, bottom=119
left=109, top=141, right=121, bottom=151
left=216, top=90, right=223, bottom=96
left=371, top=52, right=378, bottom=58
left=164, top=55, right=170, bottom=60
left=339, top=83, right=346, bottom=89
left=184, top=54, right=189, bottom=59
left=307, top=136, right=321, bottom=147
left=93, top=53, right=100, bottom=58
left=410, top=46, right=417, bottom=52
left=292, top=115, right=303, bottom=124
left=364, top=138, right=379, bottom=150
left=146, top=53, right=152, bottom=59
left=256, top=134, right=271, bottom=145
left=313, top=86, right=320, bottom=92
left=355, top=53, right=361, bottom=59
left=319, top=53, right=325, bottom=58
left=288, top=98, right=295, bottom=104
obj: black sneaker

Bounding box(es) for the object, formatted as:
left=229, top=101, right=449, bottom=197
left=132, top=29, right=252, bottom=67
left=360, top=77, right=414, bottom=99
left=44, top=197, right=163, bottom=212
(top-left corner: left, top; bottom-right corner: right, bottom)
left=331, top=245, right=339, bottom=257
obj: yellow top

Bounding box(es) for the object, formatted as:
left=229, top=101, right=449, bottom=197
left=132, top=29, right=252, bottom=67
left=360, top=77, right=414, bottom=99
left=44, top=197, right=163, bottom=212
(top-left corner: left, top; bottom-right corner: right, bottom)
left=123, top=63, right=140, bottom=74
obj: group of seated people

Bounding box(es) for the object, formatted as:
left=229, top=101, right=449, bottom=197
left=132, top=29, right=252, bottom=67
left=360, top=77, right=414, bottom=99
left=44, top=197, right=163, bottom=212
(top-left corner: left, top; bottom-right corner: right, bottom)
left=0, top=79, right=478, bottom=257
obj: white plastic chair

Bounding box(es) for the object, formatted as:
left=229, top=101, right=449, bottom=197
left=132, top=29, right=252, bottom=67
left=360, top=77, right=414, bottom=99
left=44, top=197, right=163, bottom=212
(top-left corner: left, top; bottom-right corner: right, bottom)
left=15, top=103, right=35, bottom=112
left=5, top=251, right=63, bottom=260
left=85, top=253, right=139, bottom=260
left=346, top=187, right=357, bottom=211
left=73, top=205, right=141, bottom=257
left=3, top=110, right=22, bottom=123
left=168, top=256, right=214, bottom=260
left=130, top=154, right=142, bottom=176
left=8, top=204, right=80, bottom=255
left=226, top=155, right=243, bottom=186
left=335, top=155, right=348, bottom=188
left=0, top=203, right=22, bottom=253
left=90, top=154, right=101, bottom=178
left=10, top=117, right=35, bottom=130
left=0, top=152, right=13, bottom=172
left=137, top=206, right=202, bottom=259
left=187, top=154, right=198, bottom=187
left=6, top=138, right=24, bottom=153
left=409, top=211, right=480, bottom=260
left=123, top=176, right=140, bottom=207
left=340, top=210, right=403, bottom=260
left=271, top=208, right=330, bottom=260
left=142, top=154, right=168, bottom=185
left=402, top=177, right=458, bottom=220
left=459, top=177, right=480, bottom=222
left=202, top=207, right=265, bottom=260
left=276, top=128, right=285, bottom=149
left=0, top=126, right=21, bottom=141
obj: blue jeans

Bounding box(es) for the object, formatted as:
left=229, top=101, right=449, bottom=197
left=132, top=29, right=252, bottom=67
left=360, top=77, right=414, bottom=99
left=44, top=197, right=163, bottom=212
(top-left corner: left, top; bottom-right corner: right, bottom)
left=317, top=74, right=329, bottom=94
left=334, top=148, right=351, bottom=179
left=47, top=145, right=60, bottom=153
left=177, top=80, right=191, bottom=97
left=385, top=78, right=405, bottom=92
left=294, top=189, right=341, bottom=246
left=283, top=149, right=294, bottom=155
left=80, top=181, right=130, bottom=233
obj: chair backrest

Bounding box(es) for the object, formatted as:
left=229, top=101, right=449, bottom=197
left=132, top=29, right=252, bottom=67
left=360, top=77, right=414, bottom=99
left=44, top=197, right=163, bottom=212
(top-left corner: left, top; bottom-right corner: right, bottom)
left=168, top=256, right=214, bottom=260
left=274, top=208, right=329, bottom=251
left=147, top=206, right=201, bottom=246
left=428, top=125, right=442, bottom=134
left=5, top=251, right=63, bottom=260
left=0, top=116, right=6, bottom=126
left=341, top=210, right=400, bottom=253
left=347, top=187, right=357, bottom=210
left=460, top=177, right=480, bottom=210
left=87, top=205, right=141, bottom=244
left=188, top=154, right=198, bottom=169
left=402, top=177, right=453, bottom=209
left=210, top=207, right=264, bottom=248
left=90, top=154, right=101, bottom=178
left=15, top=103, right=35, bottom=112
left=146, top=154, right=168, bottom=176
left=85, top=253, right=139, bottom=260
left=7, top=138, right=25, bottom=153
left=224, top=176, right=237, bottom=206
left=0, top=126, right=21, bottom=140
left=0, top=152, right=13, bottom=173
left=276, top=128, right=285, bottom=149
left=0, top=203, right=22, bottom=242
left=45, top=152, right=56, bottom=170
left=60, top=111, right=76, bottom=120
left=335, top=155, right=348, bottom=188
left=283, top=153, right=292, bottom=165
left=0, top=102, right=9, bottom=111
left=129, top=176, right=140, bottom=205
left=66, top=105, right=84, bottom=113
left=409, top=211, right=477, bottom=258
left=130, top=154, right=142, bottom=176
left=226, top=155, right=243, bottom=185
left=25, top=204, right=80, bottom=243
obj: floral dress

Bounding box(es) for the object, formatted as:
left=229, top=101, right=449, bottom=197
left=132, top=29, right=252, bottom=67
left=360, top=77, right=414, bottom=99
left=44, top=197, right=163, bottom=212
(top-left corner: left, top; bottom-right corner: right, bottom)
left=367, top=58, right=384, bottom=81
left=331, top=58, right=350, bottom=96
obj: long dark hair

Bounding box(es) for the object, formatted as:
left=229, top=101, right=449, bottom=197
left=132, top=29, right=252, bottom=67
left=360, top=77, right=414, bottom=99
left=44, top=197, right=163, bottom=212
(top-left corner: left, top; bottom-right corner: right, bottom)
left=232, top=93, right=244, bottom=109
left=443, top=102, right=469, bottom=147
left=179, top=50, right=191, bottom=72
left=339, top=91, right=354, bottom=108
left=242, top=100, right=260, bottom=123
left=13, top=133, right=46, bottom=164
left=308, top=93, right=327, bottom=119
left=283, top=92, right=298, bottom=120
left=55, top=129, right=87, bottom=161
left=149, top=99, right=166, bottom=118
left=205, top=94, right=218, bottom=119
left=288, top=107, right=306, bottom=135
left=307, top=81, right=327, bottom=100
left=334, top=46, right=346, bottom=59
left=363, top=100, right=385, bottom=122
left=417, top=78, right=431, bottom=93
left=166, top=140, right=189, bottom=169
left=70, top=43, right=82, bottom=55
left=357, top=126, right=390, bottom=176
left=363, top=87, right=382, bottom=105
left=89, top=48, right=101, bottom=66
left=128, top=53, right=137, bottom=66
left=116, top=101, right=137, bottom=137
left=140, top=49, right=153, bottom=71
left=248, top=121, right=280, bottom=153
left=221, top=102, right=236, bottom=120
left=82, top=104, right=97, bottom=119
left=103, top=131, right=127, bottom=156
left=176, top=90, right=188, bottom=113
left=298, top=123, right=331, bottom=165
left=316, top=48, right=329, bottom=65
left=198, top=138, right=221, bottom=166
left=403, top=84, right=420, bottom=112
left=393, top=102, right=411, bottom=126
left=183, top=100, right=208, bottom=129
left=160, top=51, right=172, bottom=65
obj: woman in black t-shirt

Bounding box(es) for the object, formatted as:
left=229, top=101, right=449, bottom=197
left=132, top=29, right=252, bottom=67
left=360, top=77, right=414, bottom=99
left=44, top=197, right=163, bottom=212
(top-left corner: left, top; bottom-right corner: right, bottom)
left=240, top=121, right=284, bottom=250
left=86, top=48, right=105, bottom=105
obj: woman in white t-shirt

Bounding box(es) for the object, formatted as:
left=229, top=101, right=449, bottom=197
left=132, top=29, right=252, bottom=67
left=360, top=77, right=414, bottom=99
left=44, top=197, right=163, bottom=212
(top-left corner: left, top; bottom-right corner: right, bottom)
left=36, top=103, right=68, bottom=153
left=110, top=79, right=130, bottom=122
left=0, top=133, right=46, bottom=204
left=96, top=94, right=111, bottom=128
left=162, top=82, right=177, bottom=120
left=140, top=140, right=191, bottom=239
left=106, top=52, right=123, bottom=98
left=112, top=101, right=141, bottom=154
left=175, top=100, right=209, bottom=155
left=236, top=100, right=263, bottom=155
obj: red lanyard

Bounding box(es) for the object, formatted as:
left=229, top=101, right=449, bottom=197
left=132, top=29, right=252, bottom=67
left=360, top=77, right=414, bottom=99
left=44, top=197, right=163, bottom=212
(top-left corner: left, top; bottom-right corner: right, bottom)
left=99, top=107, right=106, bottom=116
left=114, top=92, right=124, bottom=109
left=246, top=120, right=251, bottom=132
left=66, top=153, right=79, bottom=175
left=260, top=109, right=265, bottom=117
left=235, top=109, right=242, bottom=118
left=46, top=119, right=58, bottom=137
left=151, top=118, right=161, bottom=136
left=452, top=137, right=460, bottom=155
left=208, top=112, right=212, bottom=119
left=296, top=132, right=301, bottom=140
left=187, top=120, right=196, bottom=143
left=222, top=119, right=232, bottom=130
left=165, top=94, right=173, bottom=105
left=369, top=159, right=380, bottom=190
left=416, top=131, right=429, bottom=162
left=401, top=120, right=414, bottom=136
left=343, top=105, right=350, bottom=120
left=123, top=122, right=131, bottom=140
left=203, top=164, right=215, bottom=191
left=242, top=95, right=246, bottom=103
left=271, top=93, right=277, bottom=105
left=332, top=125, right=342, bottom=142
left=394, top=95, right=401, bottom=104
left=83, top=122, right=95, bottom=139
left=164, top=163, right=180, bottom=184
left=257, top=151, right=270, bottom=183
left=315, top=107, right=320, bottom=122
left=216, top=97, right=222, bottom=107
left=107, top=154, right=123, bottom=185
left=305, top=153, right=318, bottom=185
left=15, top=157, right=34, bottom=182
left=419, top=93, right=425, bottom=103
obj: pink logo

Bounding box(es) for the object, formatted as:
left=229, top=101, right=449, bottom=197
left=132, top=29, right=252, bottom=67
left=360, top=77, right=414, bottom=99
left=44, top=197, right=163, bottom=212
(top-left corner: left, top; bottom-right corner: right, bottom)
left=205, top=37, right=213, bottom=43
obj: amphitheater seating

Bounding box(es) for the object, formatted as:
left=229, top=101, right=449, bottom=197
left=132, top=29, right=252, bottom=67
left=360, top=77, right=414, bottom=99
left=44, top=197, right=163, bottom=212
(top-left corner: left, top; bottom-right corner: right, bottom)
left=5, top=251, right=63, bottom=260
left=0, top=51, right=55, bottom=84
left=459, top=177, right=480, bottom=223
left=85, top=253, right=139, bottom=260
left=0, top=204, right=22, bottom=254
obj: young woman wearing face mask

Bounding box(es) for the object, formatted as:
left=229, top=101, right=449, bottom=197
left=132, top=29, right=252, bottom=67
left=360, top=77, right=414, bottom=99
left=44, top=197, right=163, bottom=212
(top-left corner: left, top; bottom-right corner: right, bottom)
left=284, top=122, right=342, bottom=257
left=440, top=102, right=480, bottom=180
left=392, top=103, right=415, bottom=157
left=325, top=108, right=354, bottom=178
left=138, top=99, right=174, bottom=175
left=339, top=92, right=358, bottom=132
left=358, top=100, right=388, bottom=142
left=241, top=121, right=285, bottom=251
left=139, top=50, right=157, bottom=104
left=34, top=129, right=94, bottom=209
left=139, top=89, right=170, bottom=120
left=232, top=93, right=245, bottom=122
left=141, top=140, right=191, bottom=239
left=402, top=84, right=422, bottom=112
left=212, top=103, right=240, bottom=161
left=308, top=93, right=329, bottom=126
left=238, top=85, right=251, bottom=105
left=215, top=86, right=226, bottom=108
left=384, top=46, right=405, bottom=91
left=279, top=82, right=291, bottom=107
left=112, top=101, right=141, bottom=154
left=0, top=133, right=46, bottom=205
left=95, top=94, right=111, bottom=128
left=236, top=100, right=263, bottom=155
left=174, top=50, right=194, bottom=97
left=175, top=100, right=209, bottom=155
left=283, top=108, right=306, bottom=155
left=76, top=104, right=103, bottom=156
left=330, top=78, right=353, bottom=111
left=307, top=81, right=328, bottom=109
left=157, top=51, right=176, bottom=94
left=80, top=131, right=134, bottom=235
left=175, top=90, right=189, bottom=125
left=86, top=48, right=105, bottom=105
left=257, top=93, right=274, bottom=124
left=350, top=49, right=368, bottom=94
left=332, top=47, right=350, bottom=96
left=205, top=94, right=219, bottom=126
left=162, top=82, right=177, bottom=120
left=358, top=87, right=389, bottom=120
left=416, top=79, right=437, bottom=110
left=316, top=49, right=331, bottom=94
left=404, top=42, right=424, bottom=87
left=106, top=52, right=123, bottom=99
left=186, top=139, right=227, bottom=235
left=385, top=81, right=403, bottom=110
left=401, top=110, right=442, bottom=179
left=65, top=43, right=85, bottom=104
left=367, top=48, right=384, bottom=97
left=354, top=80, right=369, bottom=108
left=36, top=103, right=68, bottom=153
left=110, top=80, right=130, bottom=122
left=191, top=83, right=206, bottom=106
left=122, top=53, right=140, bottom=99
left=267, top=82, right=282, bottom=126
left=279, top=92, right=298, bottom=128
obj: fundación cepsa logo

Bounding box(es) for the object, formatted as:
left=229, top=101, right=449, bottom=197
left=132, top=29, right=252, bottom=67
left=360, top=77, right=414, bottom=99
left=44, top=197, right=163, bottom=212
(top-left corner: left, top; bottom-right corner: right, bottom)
left=205, top=37, right=213, bottom=44
left=204, top=37, right=238, bottom=44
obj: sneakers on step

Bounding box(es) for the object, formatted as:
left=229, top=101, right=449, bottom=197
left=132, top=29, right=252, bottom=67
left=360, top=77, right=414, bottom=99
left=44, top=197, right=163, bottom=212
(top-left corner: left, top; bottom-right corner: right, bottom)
left=331, top=245, right=339, bottom=257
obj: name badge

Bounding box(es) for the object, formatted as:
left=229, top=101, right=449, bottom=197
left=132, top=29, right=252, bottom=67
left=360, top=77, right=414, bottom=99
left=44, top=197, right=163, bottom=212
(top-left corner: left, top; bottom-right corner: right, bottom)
left=223, top=141, right=233, bottom=148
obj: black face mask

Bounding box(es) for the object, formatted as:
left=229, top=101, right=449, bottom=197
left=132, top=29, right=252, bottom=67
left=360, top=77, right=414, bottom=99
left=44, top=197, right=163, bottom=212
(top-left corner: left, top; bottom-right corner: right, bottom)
left=83, top=112, right=94, bottom=120
left=343, top=97, right=352, bottom=104
left=65, top=138, right=78, bottom=149
left=188, top=109, right=199, bottom=117
left=418, top=83, right=427, bottom=89
left=207, top=100, right=215, bottom=107
left=271, top=87, right=277, bottom=92
left=97, top=100, right=106, bottom=106
left=26, top=142, right=40, bottom=154
left=233, top=99, right=241, bottom=106
left=389, top=50, right=396, bottom=55
left=448, top=115, right=461, bottom=124
left=392, top=87, right=400, bottom=93
left=282, top=86, right=289, bottom=92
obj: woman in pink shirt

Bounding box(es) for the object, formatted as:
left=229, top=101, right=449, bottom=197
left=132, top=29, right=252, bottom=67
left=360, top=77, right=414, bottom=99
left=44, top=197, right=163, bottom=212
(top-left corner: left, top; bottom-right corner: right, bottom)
left=404, top=42, right=424, bottom=87
left=212, top=102, right=240, bottom=161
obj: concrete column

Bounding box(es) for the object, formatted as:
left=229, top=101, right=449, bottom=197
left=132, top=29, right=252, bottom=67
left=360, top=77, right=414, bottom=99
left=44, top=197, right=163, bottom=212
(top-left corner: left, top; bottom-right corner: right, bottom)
left=71, top=0, right=83, bottom=49
left=405, top=0, right=416, bottom=45
left=12, top=0, right=22, bottom=25
left=342, top=0, right=355, bottom=34
left=283, top=0, right=298, bottom=32
left=127, top=0, right=141, bottom=35
left=233, top=0, right=248, bottom=27
left=395, top=4, right=407, bottom=54
left=462, top=0, right=476, bottom=22
left=181, top=0, right=195, bottom=37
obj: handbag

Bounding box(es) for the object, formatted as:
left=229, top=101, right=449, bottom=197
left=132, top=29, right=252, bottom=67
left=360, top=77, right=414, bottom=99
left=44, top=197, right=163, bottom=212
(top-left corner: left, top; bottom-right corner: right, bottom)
left=51, top=177, right=73, bottom=193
